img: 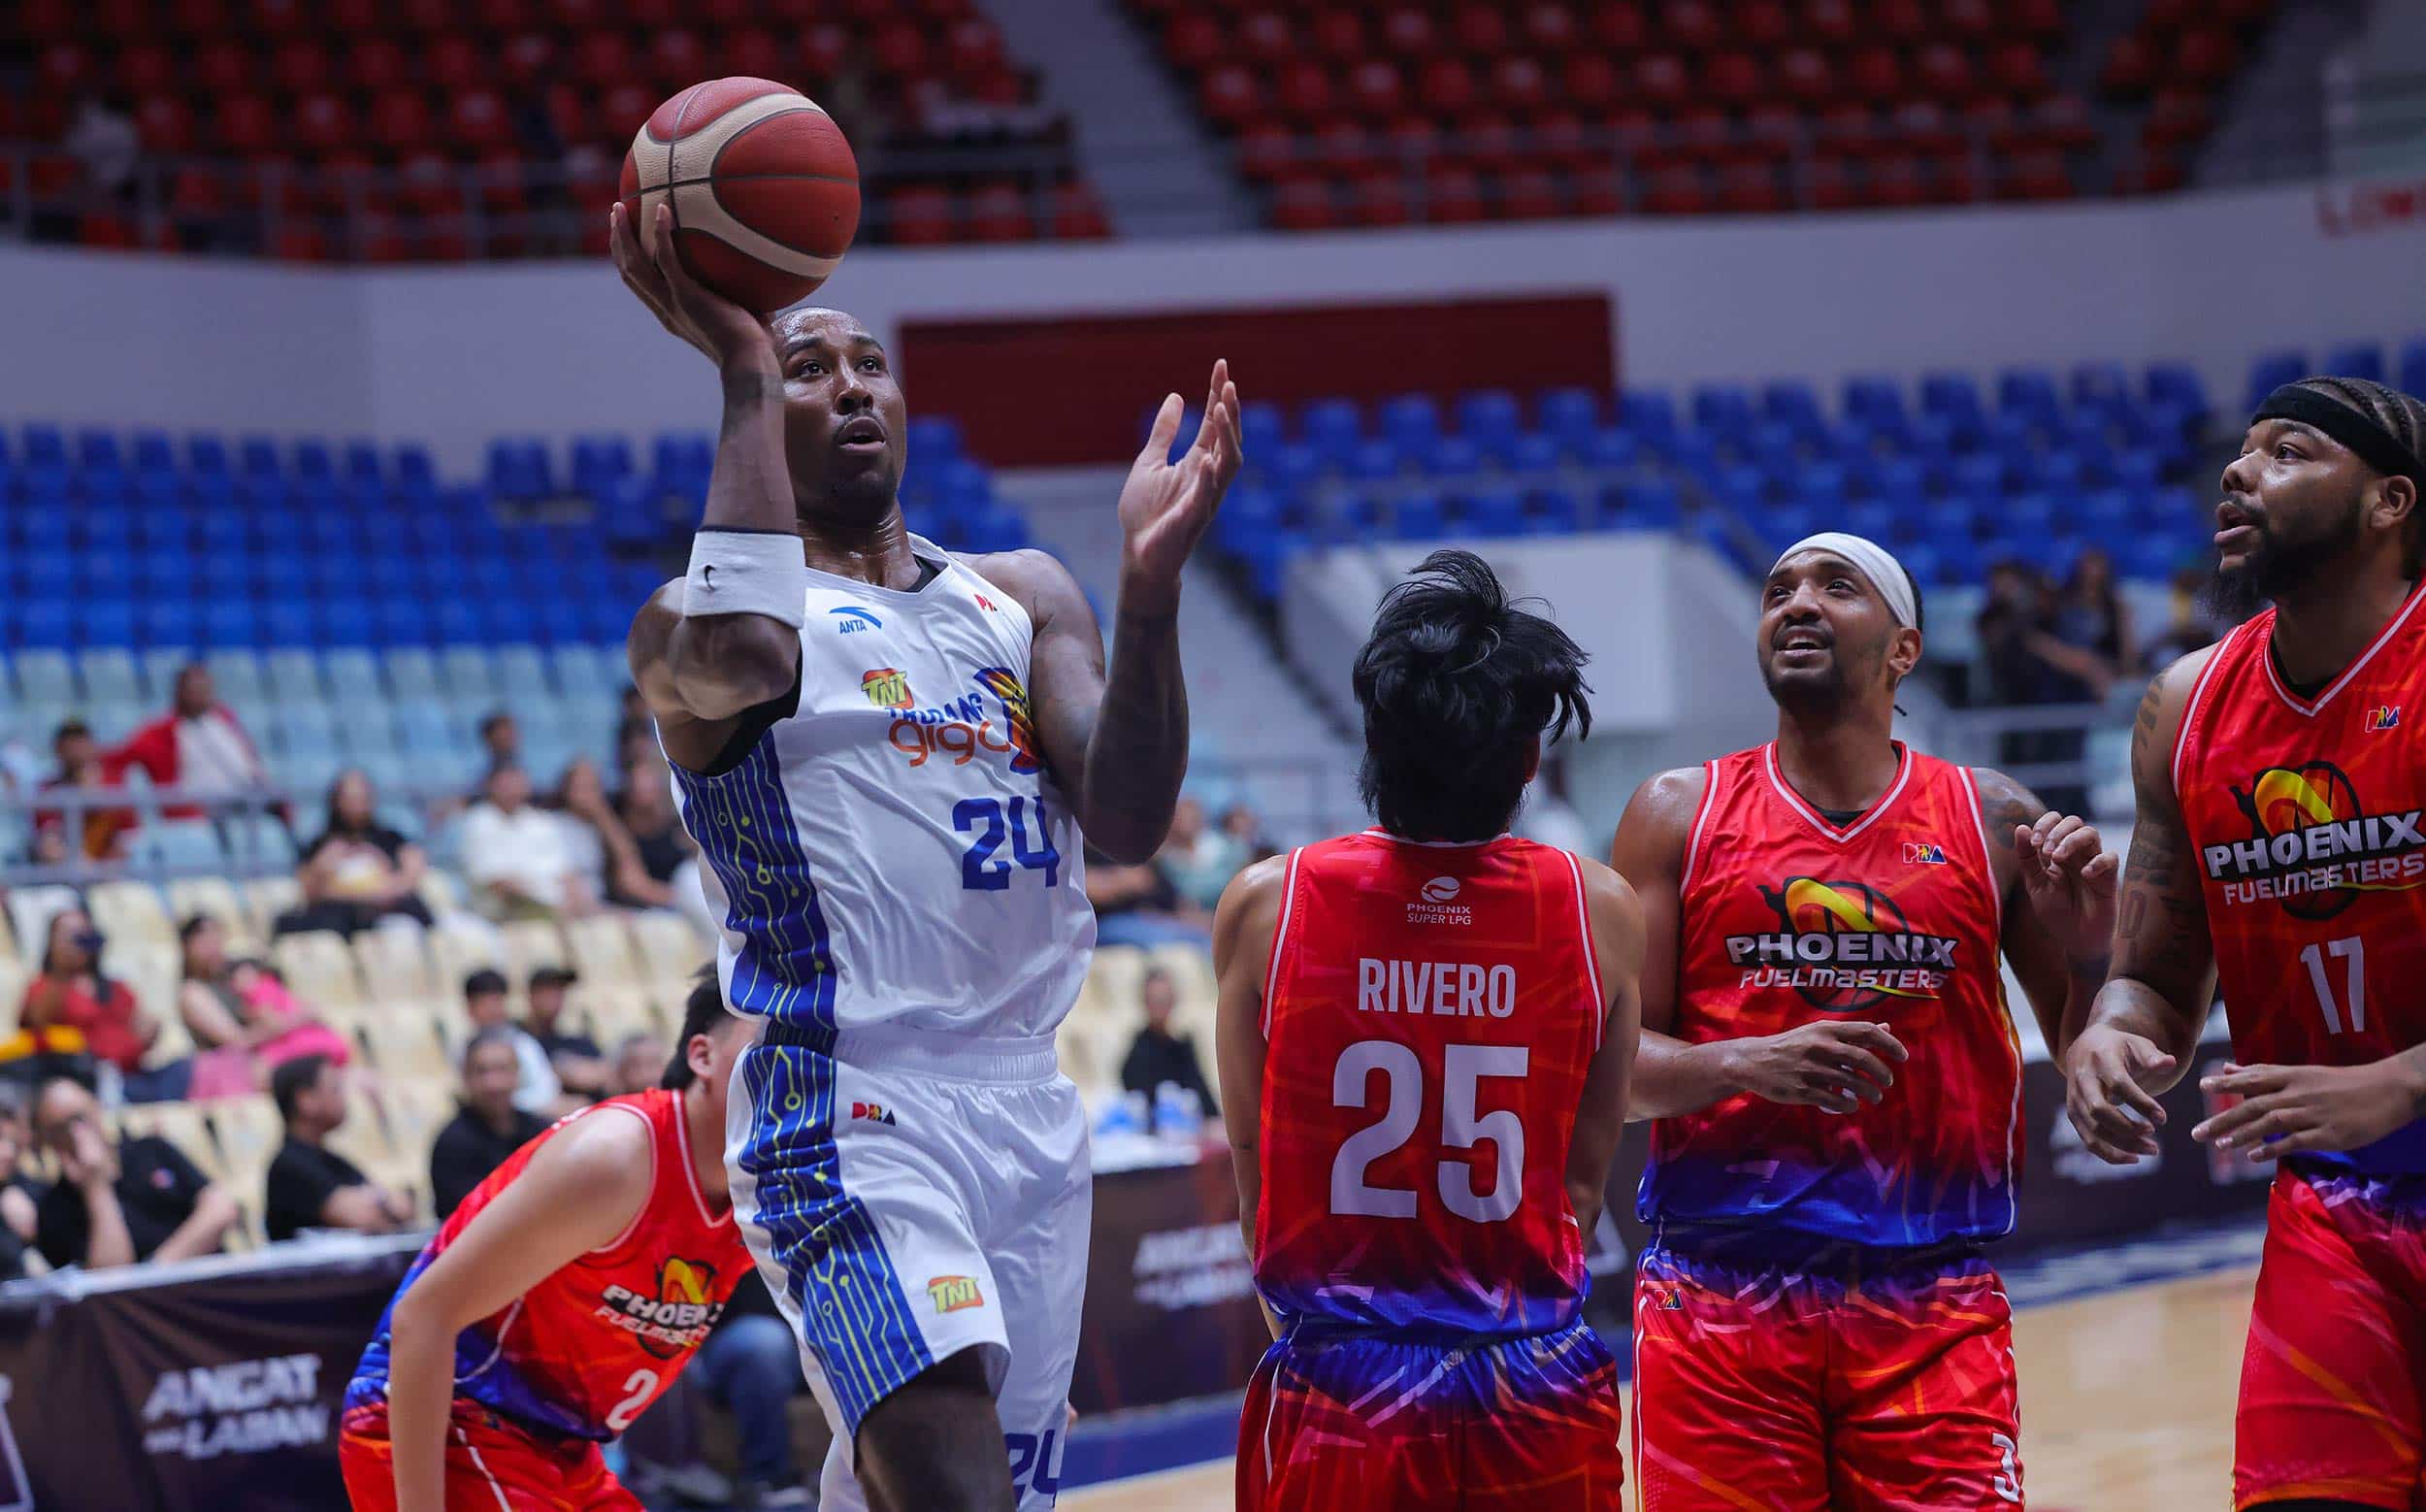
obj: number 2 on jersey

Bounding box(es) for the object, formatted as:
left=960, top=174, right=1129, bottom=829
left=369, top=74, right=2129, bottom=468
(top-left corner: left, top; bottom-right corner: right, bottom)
left=1329, top=1040, right=1528, bottom=1223
left=956, top=796, right=1062, bottom=890
left=2300, top=935, right=2365, bottom=1034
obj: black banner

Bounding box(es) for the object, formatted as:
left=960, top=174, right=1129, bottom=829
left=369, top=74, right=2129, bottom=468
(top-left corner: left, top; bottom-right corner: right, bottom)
left=0, top=1237, right=417, bottom=1512
left=1071, top=1151, right=1270, bottom=1416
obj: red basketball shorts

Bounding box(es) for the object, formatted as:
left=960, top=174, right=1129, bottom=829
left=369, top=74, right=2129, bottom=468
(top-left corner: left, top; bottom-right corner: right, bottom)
left=337, top=1399, right=643, bottom=1512
left=1237, top=1316, right=1625, bottom=1511
left=2235, top=1167, right=2426, bottom=1511
left=1631, top=1239, right=2023, bottom=1511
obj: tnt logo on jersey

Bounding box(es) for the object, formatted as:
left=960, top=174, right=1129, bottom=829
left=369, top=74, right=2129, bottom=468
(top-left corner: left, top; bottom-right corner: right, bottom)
left=597, top=1258, right=728, bottom=1360
left=886, top=668, right=1042, bottom=773
left=2207, top=761, right=2426, bottom=918
left=2368, top=704, right=2401, bottom=731
left=1724, top=877, right=1959, bottom=1010
left=1903, top=841, right=1948, bottom=865
left=927, top=1275, right=984, bottom=1314
left=1406, top=875, right=1473, bottom=927
left=862, top=669, right=913, bottom=710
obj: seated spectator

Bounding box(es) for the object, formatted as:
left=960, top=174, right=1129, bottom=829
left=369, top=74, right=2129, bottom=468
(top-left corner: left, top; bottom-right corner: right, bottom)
left=1155, top=796, right=1243, bottom=912
left=461, top=969, right=567, bottom=1117
left=263, top=1054, right=412, bottom=1243
left=0, top=1084, right=43, bottom=1281
left=1085, top=847, right=1211, bottom=950
left=606, top=757, right=698, bottom=912
left=553, top=757, right=624, bottom=902
left=178, top=916, right=352, bottom=1099
left=32, top=1074, right=240, bottom=1270
left=279, top=771, right=434, bottom=937
left=115, top=663, right=272, bottom=815
left=696, top=1270, right=813, bottom=1507
left=523, top=967, right=609, bottom=1101
left=20, top=908, right=192, bottom=1102
left=2048, top=545, right=2139, bottom=695
left=1220, top=803, right=1278, bottom=865
left=1513, top=752, right=1595, bottom=857
left=2147, top=565, right=2236, bottom=665
left=31, top=719, right=138, bottom=863
left=460, top=766, right=599, bottom=921
left=608, top=1031, right=670, bottom=1097
left=478, top=710, right=522, bottom=784
left=1118, top=968, right=1218, bottom=1132
left=428, top=1026, right=550, bottom=1219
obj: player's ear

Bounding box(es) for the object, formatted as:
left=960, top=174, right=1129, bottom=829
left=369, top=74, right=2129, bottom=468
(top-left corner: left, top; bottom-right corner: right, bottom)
left=686, top=1034, right=714, bottom=1084
left=2371, top=473, right=2417, bottom=538
left=1523, top=736, right=1541, bottom=784
left=1885, top=625, right=1923, bottom=683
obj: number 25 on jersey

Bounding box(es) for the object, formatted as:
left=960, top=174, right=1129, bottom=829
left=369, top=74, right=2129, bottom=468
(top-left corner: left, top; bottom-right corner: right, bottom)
left=1330, top=1040, right=1528, bottom=1224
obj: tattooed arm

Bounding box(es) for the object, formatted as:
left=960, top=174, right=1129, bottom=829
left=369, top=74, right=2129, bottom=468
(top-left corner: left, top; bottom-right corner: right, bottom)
left=1973, top=769, right=2118, bottom=1061
left=2061, top=648, right=2222, bottom=1163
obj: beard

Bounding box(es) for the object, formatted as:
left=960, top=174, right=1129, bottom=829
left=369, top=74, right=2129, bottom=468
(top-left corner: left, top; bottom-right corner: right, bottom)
left=1761, top=651, right=1854, bottom=715
left=2204, top=500, right=2365, bottom=623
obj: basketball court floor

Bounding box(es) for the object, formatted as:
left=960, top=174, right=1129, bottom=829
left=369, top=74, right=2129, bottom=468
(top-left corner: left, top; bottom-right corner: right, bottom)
left=1067, top=1233, right=2260, bottom=1511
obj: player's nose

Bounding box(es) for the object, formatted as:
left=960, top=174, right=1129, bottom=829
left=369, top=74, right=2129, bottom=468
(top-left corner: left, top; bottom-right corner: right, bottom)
left=2219, top=448, right=2261, bottom=499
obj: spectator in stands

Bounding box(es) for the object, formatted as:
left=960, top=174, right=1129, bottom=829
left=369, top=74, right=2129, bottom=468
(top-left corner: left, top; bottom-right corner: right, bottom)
left=478, top=711, right=522, bottom=783
left=1514, top=751, right=1596, bottom=857
left=606, top=757, right=698, bottom=912
left=461, top=969, right=566, bottom=1117
left=177, top=916, right=351, bottom=1098
left=1119, top=968, right=1218, bottom=1132
left=64, top=94, right=140, bottom=199
left=1155, top=796, right=1243, bottom=912
left=2047, top=546, right=2139, bottom=695
left=523, top=967, right=609, bottom=1101
left=695, top=1271, right=813, bottom=1507
left=279, top=770, right=434, bottom=937
left=20, top=908, right=192, bottom=1101
left=263, top=1053, right=412, bottom=1243
left=553, top=756, right=626, bottom=901
left=1220, top=803, right=1278, bottom=865
left=428, top=1025, right=550, bottom=1219
left=1086, top=846, right=1211, bottom=949
left=461, top=765, right=599, bottom=921
left=2147, top=565, right=2235, bottom=665
left=608, top=1031, right=670, bottom=1097
left=32, top=1074, right=240, bottom=1270
left=115, top=664, right=273, bottom=815
left=0, top=1084, right=43, bottom=1281
left=31, top=719, right=137, bottom=863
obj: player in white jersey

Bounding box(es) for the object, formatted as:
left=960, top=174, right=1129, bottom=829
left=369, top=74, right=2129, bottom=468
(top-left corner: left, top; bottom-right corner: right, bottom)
left=611, top=202, right=1242, bottom=1511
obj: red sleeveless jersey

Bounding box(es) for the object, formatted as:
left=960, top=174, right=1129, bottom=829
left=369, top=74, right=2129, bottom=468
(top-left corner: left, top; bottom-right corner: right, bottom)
left=1253, top=831, right=1607, bottom=1339
left=345, top=1090, right=749, bottom=1440
left=1641, top=743, right=2019, bottom=1252
left=2172, top=590, right=2426, bottom=1174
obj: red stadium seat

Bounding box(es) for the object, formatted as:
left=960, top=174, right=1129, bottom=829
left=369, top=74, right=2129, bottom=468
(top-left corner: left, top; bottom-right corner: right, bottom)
left=2005, top=150, right=2075, bottom=202
left=294, top=94, right=357, bottom=158
left=195, top=40, right=254, bottom=98
left=328, top=0, right=382, bottom=30
left=1817, top=101, right=1883, bottom=157
left=216, top=94, right=281, bottom=158
left=168, top=0, right=233, bottom=36
left=1451, top=6, right=1509, bottom=55
left=2144, top=88, right=2216, bottom=149
left=1309, top=11, right=1367, bottom=64
left=311, top=152, right=378, bottom=215
left=274, top=40, right=339, bottom=97
left=886, top=185, right=955, bottom=245
left=1634, top=53, right=1690, bottom=111
left=2176, top=28, right=2243, bottom=85
left=1915, top=43, right=1978, bottom=103
left=21, top=0, right=78, bottom=41
left=36, top=44, right=92, bottom=97
left=1498, top=166, right=1562, bottom=219
left=1381, top=114, right=1442, bottom=171
left=2115, top=150, right=2186, bottom=196
left=447, top=90, right=514, bottom=153
left=425, top=34, right=488, bottom=93
left=1847, top=46, right=1905, bottom=101
left=598, top=83, right=656, bottom=143
left=1875, top=0, right=1930, bottom=43
left=1200, top=66, right=1262, bottom=130
left=2012, top=0, right=2065, bottom=36
left=1742, top=101, right=1803, bottom=163
left=1523, top=3, right=1578, bottom=51
left=1924, top=151, right=1981, bottom=205
left=1590, top=3, right=1649, bottom=50
left=1492, top=56, right=1550, bottom=116
left=1943, top=0, right=1997, bottom=39
left=1531, top=109, right=1592, bottom=169
left=1889, top=100, right=1962, bottom=156
left=801, top=24, right=850, bottom=82
left=1270, top=176, right=1339, bottom=230
left=1641, top=164, right=1711, bottom=214
left=1239, top=13, right=1295, bottom=66
left=1801, top=0, right=1856, bottom=47
left=725, top=27, right=787, bottom=82
left=1989, top=42, right=2052, bottom=99
left=1417, top=58, right=1479, bottom=116
left=135, top=98, right=197, bottom=155
left=571, top=32, right=637, bottom=89
left=119, top=46, right=179, bottom=99
left=1422, top=164, right=1486, bottom=223
left=1276, top=61, right=1336, bottom=123
left=1705, top=52, right=1765, bottom=108
left=1661, top=0, right=1721, bottom=52
left=1236, top=122, right=1297, bottom=181
left=1574, top=163, right=1623, bottom=215
left=1740, top=0, right=1793, bottom=47
left=1311, top=116, right=1375, bottom=176
left=399, top=0, right=456, bottom=32
left=169, top=167, right=230, bottom=221
left=1804, top=155, right=1858, bottom=210
left=1777, top=49, right=1835, bottom=106
left=399, top=150, right=468, bottom=215
left=946, top=20, right=1008, bottom=82
left=368, top=90, right=435, bottom=152
left=252, top=0, right=311, bottom=33
left=1561, top=54, right=1623, bottom=115
left=500, top=31, right=558, bottom=89
left=1380, top=9, right=1439, bottom=59
left=1456, top=114, right=1522, bottom=173
left=1717, top=161, right=1786, bottom=214
left=271, top=224, right=335, bottom=262
left=1348, top=60, right=1407, bottom=121
left=1349, top=172, right=1410, bottom=227
left=2102, top=35, right=2156, bottom=97
left=1165, top=15, right=1224, bottom=70
left=349, top=38, right=414, bottom=93
left=1864, top=154, right=1925, bottom=207
left=1047, top=181, right=1111, bottom=238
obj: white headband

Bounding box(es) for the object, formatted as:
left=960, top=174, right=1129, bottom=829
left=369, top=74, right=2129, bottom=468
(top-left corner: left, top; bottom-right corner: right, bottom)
left=1772, top=532, right=1918, bottom=629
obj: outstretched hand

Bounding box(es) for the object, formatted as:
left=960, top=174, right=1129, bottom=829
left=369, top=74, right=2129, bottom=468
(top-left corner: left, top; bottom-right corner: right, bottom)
left=1119, top=360, right=1244, bottom=612
left=2015, top=811, right=2118, bottom=962
left=608, top=201, right=777, bottom=374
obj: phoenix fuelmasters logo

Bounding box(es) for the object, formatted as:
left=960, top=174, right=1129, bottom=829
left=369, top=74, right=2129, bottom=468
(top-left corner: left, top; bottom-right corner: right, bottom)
left=2207, top=761, right=2426, bottom=919
left=1726, top=877, right=1959, bottom=1011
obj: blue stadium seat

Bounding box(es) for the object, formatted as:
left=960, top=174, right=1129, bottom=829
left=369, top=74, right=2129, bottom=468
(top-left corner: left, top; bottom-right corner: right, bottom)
left=1629, top=477, right=1683, bottom=528
left=1343, top=438, right=1400, bottom=484
left=2322, top=342, right=2384, bottom=384
left=1300, top=399, right=1362, bottom=466
left=261, top=603, right=313, bottom=645
left=1582, top=427, right=1639, bottom=471
left=2037, top=452, right=2085, bottom=495
left=2070, top=364, right=2132, bottom=412
left=1455, top=390, right=1523, bottom=445
left=1949, top=452, right=2006, bottom=496
left=1505, top=433, right=1560, bottom=477
left=130, top=431, right=176, bottom=477
left=1691, top=384, right=1756, bottom=437
left=1379, top=394, right=1440, bottom=455
left=2246, top=349, right=2309, bottom=412
left=394, top=444, right=436, bottom=490
left=1426, top=437, right=1483, bottom=480
left=1843, top=501, right=1897, bottom=543
left=342, top=441, right=383, bottom=487
left=1537, top=387, right=1602, bottom=453
left=79, top=599, right=139, bottom=648
left=21, top=425, right=66, bottom=468
left=1617, top=390, right=1677, bottom=444
left=138, top=599, right=197, bottom=647
left=75, top=429, right=121, bottom=472
left=2144, top=363, right=2210, bottom=418
left=292, top=440, right=335, bottom=482
left=1918, top=373, right=1985, bottom=436
left=1391, top=493, right=1447, bottom=541
left=202, top=601, right=261, bottom=648
left=1995, top=368, right=2061, bottom=422
left=1236, top=402, right=1286, bottom=459
left=1764, top=504, right=1821, bottom=549
left=1760, top=380, right=1825, bottom=439
left=2400, top=339, right=2426, bottom=400
left=132, top=472, right=181, bottom=512
left=1525, top=488, right=1583, bottom=535
left=1461, top=489, right=1524, bottom=539
left=236, top=434, right=281, bottom=479
left=1841, top=375, right=1907, bottom=433
left=571, top=435, right=634, bottom=492
left=185, top=435, right=230, bottom=477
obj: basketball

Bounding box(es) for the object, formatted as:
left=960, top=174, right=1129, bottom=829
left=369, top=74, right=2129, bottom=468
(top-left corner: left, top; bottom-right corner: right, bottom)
left=617, top=77, right=861, bottom=314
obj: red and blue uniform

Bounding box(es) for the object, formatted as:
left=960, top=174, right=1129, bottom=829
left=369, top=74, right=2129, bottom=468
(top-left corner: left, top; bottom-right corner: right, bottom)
left=340, top=1090, right=747, bottom=1511
left=1637, top=743, right=2025, bottom=1511
left=2172, top=591, right=2426, bottom=1510
left=1242, top=831, right=1623, bottom=1511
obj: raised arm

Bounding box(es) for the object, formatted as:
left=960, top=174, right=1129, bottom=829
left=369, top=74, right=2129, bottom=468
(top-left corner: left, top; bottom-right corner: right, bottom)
left=1211, top=854, right=1288, bottom=1338
left=1563, top=860, right=1644, bottom=1238
left=611, top=202, right=803, bottom=768
left=1609, top=768, right=1905, bottom=1121
left=980, top=368, right=1242, bottom=862
left=1971, top=768, right=2118, bottom=1059
left=2061, top=650, right=2220, bottom=1163
left=386, top=1112, right=651, bottom=1512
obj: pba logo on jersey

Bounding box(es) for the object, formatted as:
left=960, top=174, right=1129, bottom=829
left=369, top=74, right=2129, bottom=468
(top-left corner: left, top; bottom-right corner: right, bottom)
left=1724, top=877, right=1960, bottom=1010
left=862, top=669, right=913, bottom=710
left=849, top=1100, right=898, bottom=1126
left=884, top=668, right=1041, bottom=773
left=1903, top=841, right=1948, bottom=865
left=926, top=1275, right=984, bottom=1314
left=2208, top=761, right=2426, bottom=918
left=2368, top=704, right=2401, bottom=731
left=597, top=1257, right=728, bottom=1360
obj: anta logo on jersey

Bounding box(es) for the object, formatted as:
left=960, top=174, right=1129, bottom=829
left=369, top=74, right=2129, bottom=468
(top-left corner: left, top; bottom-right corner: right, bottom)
left=596, top=1258, right=727, bottom=1360
left=1725, top=877, right=1959, bottom=1010
left=832, top=607, right=883, bottom=634
left=885, top=667, right=1042, bottom=773
left=2209, top=761, right=2426, bottom=918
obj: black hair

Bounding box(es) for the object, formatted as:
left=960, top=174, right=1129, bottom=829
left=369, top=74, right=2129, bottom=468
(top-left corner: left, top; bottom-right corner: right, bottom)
left=2285, top=376, right=2426, bottom=574
left=1353, top=549, right=1591, bottom=842
left=462, top=1023, right=523, bottom=1068
left=52, top=719, right=90, bottom=745
left=178, top=913, right=214, bottom=944
left=272, top=1053, right=333, bottom=1122
left=661, top=968, right=735, bottom=1091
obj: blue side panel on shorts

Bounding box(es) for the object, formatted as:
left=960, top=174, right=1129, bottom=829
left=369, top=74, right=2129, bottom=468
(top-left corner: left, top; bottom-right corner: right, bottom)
left=675, top=734, right=838, bottom=1046
left=738, top=1044, right=935, bottom=1430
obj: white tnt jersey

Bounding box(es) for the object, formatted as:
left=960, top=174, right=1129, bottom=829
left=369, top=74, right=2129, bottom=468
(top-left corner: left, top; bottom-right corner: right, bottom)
left=670, top=538, right=1094, bottom=1044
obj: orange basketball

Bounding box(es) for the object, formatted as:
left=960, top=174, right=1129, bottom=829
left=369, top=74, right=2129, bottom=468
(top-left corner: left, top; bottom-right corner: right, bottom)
left=617, top=77, right=861, bottom=314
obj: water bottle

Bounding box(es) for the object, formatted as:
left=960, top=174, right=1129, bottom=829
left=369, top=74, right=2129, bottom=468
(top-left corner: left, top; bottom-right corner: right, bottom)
left=1152, top=1082, right=1187, bottom=1140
